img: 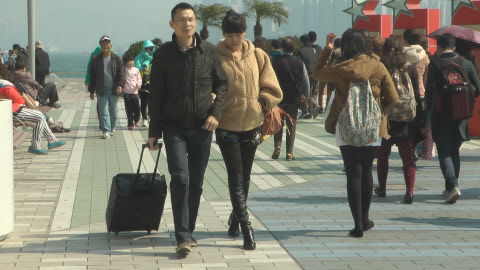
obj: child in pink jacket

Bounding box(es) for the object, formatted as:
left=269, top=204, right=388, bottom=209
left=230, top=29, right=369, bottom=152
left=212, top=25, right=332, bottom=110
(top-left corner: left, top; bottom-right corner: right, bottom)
left=122, top=54, right=142, bottom=130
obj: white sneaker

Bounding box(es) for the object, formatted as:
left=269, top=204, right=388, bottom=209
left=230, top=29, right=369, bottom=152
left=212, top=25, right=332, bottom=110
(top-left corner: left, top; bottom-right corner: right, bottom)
left=142, top=119, right=149, bottom=127
left=102, top=132, right=110, bottom=139
left=110, top=129, right=115, bottom=136
left=445, top=187, right=461, bottom=204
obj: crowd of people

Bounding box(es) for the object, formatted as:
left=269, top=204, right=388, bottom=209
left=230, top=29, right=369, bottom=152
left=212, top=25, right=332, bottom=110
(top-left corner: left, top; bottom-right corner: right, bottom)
left=2, top=0, right=480, bottom=257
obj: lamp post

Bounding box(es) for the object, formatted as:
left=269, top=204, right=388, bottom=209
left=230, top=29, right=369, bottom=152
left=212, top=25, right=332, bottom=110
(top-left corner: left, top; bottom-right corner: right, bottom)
left=28, top=0, right=35, bottom=76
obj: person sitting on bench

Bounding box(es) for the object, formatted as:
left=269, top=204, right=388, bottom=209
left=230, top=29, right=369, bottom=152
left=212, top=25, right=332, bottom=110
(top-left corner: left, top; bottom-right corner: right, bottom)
left=11, top=60, right=61, bottom=108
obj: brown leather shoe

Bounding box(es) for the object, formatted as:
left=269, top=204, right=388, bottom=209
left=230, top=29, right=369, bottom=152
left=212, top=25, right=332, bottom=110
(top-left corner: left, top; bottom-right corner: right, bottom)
left=286, top=153, right=295, bottom=161
left=272, top=147, right=281, bottom=159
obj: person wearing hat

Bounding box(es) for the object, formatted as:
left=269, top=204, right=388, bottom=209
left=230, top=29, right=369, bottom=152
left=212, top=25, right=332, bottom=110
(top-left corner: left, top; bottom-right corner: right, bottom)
left=88, top=35, right=126, bottom=139
left=35, top=41, right=50, bottom=86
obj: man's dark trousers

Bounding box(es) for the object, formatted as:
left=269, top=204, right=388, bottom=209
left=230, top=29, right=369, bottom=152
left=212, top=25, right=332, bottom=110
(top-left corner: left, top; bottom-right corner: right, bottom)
left=433, top=124, right=463, bottom=191
left=37, top=82, right=59, bottom=106
left=163, top=124, right=213, bottom=244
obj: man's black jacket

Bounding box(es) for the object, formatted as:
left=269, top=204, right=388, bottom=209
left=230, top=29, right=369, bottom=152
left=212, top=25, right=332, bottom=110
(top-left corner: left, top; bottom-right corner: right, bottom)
left=35, top=48, right=50, bottom=76
left=148, top=33, right=228, bottom=138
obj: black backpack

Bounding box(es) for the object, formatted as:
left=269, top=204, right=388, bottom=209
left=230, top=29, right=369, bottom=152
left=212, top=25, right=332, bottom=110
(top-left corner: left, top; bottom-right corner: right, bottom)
left=434, top=56, right=476, bottom=121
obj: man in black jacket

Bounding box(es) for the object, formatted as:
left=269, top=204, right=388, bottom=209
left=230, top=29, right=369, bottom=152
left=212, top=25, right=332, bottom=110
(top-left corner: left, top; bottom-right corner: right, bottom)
left=147, top=2, right=227, bottom=255
left=271, top=36, right=310, bottom=160
left=88, top=35, right=126, bottom=139
left=34, top=41, right=50, bottom=86
left=425, top=33, right=480, bottom=204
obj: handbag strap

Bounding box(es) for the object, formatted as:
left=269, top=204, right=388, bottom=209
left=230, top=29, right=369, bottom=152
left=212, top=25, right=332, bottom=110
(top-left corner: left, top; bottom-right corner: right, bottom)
left=281, top=55, right=303, bottom=98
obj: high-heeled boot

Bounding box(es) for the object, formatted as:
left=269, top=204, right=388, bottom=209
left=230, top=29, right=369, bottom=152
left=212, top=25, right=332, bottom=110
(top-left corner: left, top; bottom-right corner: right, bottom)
left=241, top=221, right=256, bottom=250
left=228, top=175, right=255, bottom=249
left=227, top=212, right=240, bottom=237
left=227, top=179, right=251, bottom=237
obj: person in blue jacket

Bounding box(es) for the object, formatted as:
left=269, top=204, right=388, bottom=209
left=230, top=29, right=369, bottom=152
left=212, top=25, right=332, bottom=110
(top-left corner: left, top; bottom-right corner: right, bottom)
left=134, top=40, right=156, bottom=127
left=134, top=40, right=155, bottom=71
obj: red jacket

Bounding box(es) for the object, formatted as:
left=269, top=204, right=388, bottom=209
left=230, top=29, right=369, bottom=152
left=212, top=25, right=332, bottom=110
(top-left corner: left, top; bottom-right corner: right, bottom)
left=0, top=85, right=25, bottom=113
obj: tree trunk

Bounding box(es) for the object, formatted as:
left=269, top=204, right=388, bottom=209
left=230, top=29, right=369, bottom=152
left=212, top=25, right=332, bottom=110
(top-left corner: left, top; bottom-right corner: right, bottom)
left=200, top=26, right=209, bottom=40
left=254, top=19, right=263, bottom=38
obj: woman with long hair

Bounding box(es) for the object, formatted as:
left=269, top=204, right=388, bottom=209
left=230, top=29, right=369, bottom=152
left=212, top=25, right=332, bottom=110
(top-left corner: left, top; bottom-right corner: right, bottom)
left=313, top=29, right=398, bottom=237
left=216, top=10, right=282, bottom=249
left=375, top=37, right=425, bottom=204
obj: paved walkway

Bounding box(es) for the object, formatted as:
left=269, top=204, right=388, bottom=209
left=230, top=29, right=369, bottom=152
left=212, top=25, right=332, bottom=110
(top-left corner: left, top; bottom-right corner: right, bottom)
left=1, top=78, right=480, bottom=269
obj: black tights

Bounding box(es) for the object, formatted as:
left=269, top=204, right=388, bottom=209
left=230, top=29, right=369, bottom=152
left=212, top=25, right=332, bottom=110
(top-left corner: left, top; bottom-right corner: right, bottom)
left=340, top=145, right=378, bottom=231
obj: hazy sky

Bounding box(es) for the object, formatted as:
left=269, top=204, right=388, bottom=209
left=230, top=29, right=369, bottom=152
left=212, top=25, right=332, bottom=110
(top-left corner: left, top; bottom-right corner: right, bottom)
left=0, top=0, right=451, bottom=53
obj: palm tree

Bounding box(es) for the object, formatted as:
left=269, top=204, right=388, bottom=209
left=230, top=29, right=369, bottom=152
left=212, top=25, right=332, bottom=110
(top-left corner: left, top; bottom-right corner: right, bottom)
left=195, top=4, right=231, bottom=41
left=245, top=0, right=289, bottom=38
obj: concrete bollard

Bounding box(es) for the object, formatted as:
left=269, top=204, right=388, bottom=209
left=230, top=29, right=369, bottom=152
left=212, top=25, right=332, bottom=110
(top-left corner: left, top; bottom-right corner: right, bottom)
left=0, top=99, right=14, bottom=241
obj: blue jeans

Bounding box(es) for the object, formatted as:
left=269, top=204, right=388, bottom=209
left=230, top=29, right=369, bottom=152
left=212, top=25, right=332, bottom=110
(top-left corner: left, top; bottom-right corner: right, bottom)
left=435, top=136, right=462, bottom=191
left=97, top=88, right=119, bottom=133
left=163, top=125, right=213, bottom=244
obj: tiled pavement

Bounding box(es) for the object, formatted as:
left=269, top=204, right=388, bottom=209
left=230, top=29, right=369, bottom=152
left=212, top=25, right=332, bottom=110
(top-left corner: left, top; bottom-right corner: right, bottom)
left=2, top=78, right=480, bottom=270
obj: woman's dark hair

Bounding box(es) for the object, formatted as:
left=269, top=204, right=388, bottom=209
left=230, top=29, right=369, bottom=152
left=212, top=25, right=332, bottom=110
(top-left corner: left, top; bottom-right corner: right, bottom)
left=222, top=9, right=247, bottom=34
left=381, top=36, right=407, bottom=71
left=403, top=29, right=421, bottom=45
left=0, top=63, right=10, bottom=80
left=280, top=36, right=296, bottom=53
left=340, top=28, right=371, bottom=61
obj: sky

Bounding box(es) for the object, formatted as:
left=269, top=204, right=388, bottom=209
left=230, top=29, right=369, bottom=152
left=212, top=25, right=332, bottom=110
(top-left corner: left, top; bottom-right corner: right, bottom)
left=0, top=0, right=452, bottom=54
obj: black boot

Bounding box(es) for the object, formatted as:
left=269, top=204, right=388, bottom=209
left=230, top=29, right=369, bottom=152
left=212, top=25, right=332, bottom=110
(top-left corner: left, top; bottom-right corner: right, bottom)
left=228, top=175, right=255, bottom=250
left=227, top=178, right=250, bottom=237
left=241, top=222, right=256, bottom=250
left=227, top=212, right=240, bottom=237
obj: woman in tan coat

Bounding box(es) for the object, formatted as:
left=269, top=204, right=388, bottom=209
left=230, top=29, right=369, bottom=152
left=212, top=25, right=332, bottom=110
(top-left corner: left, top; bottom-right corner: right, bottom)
left=313, top=29, right=398, bottom=238
left=216, top=10, right=282, bottom=250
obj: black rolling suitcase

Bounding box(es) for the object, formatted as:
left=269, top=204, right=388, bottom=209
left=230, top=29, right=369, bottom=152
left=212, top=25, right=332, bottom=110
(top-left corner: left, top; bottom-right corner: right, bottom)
left=106, top=143, right=167, bottom=235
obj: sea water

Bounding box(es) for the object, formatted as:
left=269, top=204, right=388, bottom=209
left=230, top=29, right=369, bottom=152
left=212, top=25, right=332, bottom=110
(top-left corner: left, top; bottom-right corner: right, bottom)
left=49, top=52, right=90, bottom=79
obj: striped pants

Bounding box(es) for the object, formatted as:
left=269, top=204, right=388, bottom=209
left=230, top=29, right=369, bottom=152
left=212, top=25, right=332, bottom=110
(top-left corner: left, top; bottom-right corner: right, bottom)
left=14, top=109, right=57, bottom=148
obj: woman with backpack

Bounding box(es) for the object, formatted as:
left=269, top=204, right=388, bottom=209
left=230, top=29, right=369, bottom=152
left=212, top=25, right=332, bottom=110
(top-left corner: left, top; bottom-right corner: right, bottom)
left=313, top=29, right=398, bottom=238
left=375, top=37, right=425, bottom=204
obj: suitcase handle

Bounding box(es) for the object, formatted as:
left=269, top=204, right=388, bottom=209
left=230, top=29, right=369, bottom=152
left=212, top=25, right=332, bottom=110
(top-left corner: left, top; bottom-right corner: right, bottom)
left=133, top=143, right=163, bottom=188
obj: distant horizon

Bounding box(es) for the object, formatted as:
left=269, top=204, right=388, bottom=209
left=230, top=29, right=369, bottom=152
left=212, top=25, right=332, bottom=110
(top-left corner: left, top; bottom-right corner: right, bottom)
left=1, top=0, right=453, bottom=54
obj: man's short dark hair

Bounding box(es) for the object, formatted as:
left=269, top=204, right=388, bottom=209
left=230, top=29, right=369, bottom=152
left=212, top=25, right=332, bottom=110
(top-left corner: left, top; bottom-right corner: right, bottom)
left=403, top=29, right=421, bottom=45
left=271, top=39, right=281, bottom=50
left=152, top=38, right=163, bottom=47
left=300, top=34, right=310, bottom=45
left=171, top=2, right=195, bottom=21
left=15, top=60, right=26, bottom=70
left=13, top=44, right=21, bottom=51
left=308, top=31, right=317, bottom=43
left=281, top=36, right=296, bottom=53
left=437, top=33, right=456, bottom=50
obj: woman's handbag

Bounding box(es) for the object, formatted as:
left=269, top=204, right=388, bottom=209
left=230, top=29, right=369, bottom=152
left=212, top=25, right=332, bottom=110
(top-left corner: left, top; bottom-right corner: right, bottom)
left=262, top=106, right=295, bottom=136
left=416, top=128, right=436, bottom=160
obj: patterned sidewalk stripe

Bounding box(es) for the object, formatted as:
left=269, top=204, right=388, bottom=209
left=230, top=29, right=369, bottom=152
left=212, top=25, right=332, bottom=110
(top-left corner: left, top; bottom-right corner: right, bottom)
left=51, top=101, right=90, bottom=231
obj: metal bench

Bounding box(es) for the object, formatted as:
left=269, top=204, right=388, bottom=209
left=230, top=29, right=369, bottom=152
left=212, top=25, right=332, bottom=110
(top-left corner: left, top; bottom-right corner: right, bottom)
left=12, top=116, right=31, bottom=168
